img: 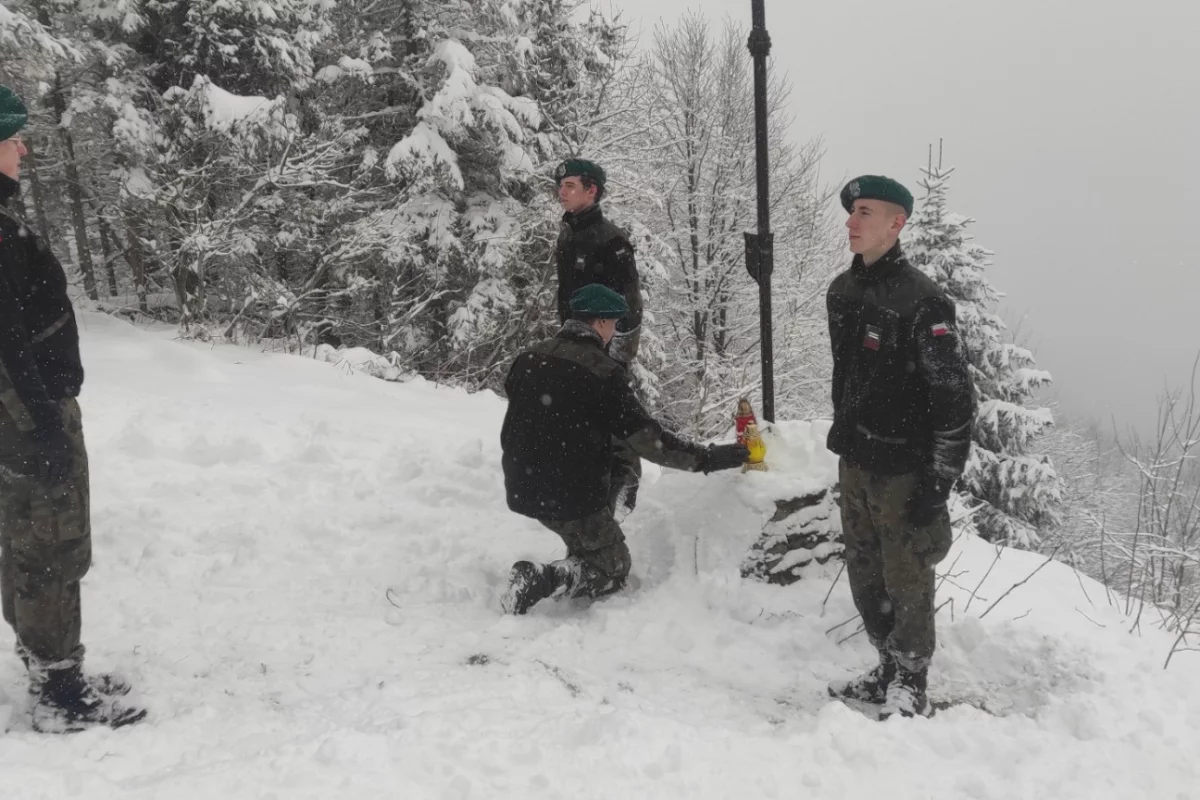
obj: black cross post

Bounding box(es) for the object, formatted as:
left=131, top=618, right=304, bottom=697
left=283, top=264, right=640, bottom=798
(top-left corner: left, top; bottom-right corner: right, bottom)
left=744, top=0, right=775, bottom=421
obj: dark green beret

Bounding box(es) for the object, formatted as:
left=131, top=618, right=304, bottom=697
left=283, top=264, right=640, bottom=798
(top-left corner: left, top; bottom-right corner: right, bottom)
left=554, top=158, right=606, bottom=189
left=569, top=283, right=628, bottom=319
left=0, top=85, right=28, bottom=142
left=841, top=175, right=913, bottom=217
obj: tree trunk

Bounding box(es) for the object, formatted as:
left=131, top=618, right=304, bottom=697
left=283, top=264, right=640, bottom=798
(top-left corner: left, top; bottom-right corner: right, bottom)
left=123, top=212, right=149, bottom=313
left=22, top=136, right=52, bottom=237
left=45, top=70, right=99, bottom=300
left=373, top=257, right=391, bottom=353
left=98, top=217, right=119, bottom=297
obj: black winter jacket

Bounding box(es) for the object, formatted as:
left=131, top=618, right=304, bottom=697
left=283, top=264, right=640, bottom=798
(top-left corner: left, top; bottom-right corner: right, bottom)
left=0, top=174, right=83, bottom=435
left=826, top=243, right=975, bottom=479
left=555, top=204, right=643, bottom=334
left=501, top=321, right=702, bottom=521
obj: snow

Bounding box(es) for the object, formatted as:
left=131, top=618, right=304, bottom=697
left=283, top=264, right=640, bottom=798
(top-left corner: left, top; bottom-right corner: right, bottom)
left=196, top=78, right=275, bottom=134
left=0, top=313, right=1197, bottom=798
left=315, top=55, right=374, bottom=83
left=314, top=343, right=405, bottom=382
left=387, top=121, right=464, bottom=189
left=120, top=166, right=154, bottom=201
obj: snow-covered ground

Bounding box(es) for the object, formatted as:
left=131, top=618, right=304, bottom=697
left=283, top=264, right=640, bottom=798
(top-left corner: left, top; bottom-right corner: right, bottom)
left=0, top=313, right=1196, bottom=800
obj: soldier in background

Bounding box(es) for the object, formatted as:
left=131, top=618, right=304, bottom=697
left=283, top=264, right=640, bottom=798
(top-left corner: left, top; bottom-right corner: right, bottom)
left=553, top=159, right=644, bottom=520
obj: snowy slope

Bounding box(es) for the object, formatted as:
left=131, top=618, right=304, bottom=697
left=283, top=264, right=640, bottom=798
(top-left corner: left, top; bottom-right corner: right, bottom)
left=0, top=313, right=1196, bottom=800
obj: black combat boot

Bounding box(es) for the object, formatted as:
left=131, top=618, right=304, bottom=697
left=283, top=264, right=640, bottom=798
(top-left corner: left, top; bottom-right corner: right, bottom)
left=20, top=643, right=131, bottom=697
left=30, top=671, right=131, bottom=698
left=828, top=650, right=896, bottom=704
left=501, top=559, right=582, bottom=615
left=879, top=664, right=931, bottom=720
left=31, top=665, right=147, bottom=734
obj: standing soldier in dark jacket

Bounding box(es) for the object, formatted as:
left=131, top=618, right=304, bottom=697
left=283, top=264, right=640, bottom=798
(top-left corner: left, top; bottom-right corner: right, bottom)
left=500, top=284, right=747, bottom=615
left=553, top=159, right=645, bottom=520
left=824, top=175, right=975, bottom=719
left=0, top=85, right=145, bottom=733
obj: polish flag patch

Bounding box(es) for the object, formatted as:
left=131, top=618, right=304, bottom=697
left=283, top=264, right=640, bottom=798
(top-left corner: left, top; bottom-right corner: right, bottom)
left=863, top=325, right=882, bottom=351
left=930, top=322, right=951, bottom=337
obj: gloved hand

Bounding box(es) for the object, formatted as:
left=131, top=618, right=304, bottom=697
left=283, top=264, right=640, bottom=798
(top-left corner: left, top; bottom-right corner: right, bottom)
left=31, top=426, right=73, bottom=486
left=906, top=473, right=952, bottom=526
left=701, top=443, right=750, bottom=474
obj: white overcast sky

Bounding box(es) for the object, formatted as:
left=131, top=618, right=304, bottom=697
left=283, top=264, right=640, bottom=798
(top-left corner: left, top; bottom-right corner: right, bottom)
left=605, top=0, right=1200, bottom=434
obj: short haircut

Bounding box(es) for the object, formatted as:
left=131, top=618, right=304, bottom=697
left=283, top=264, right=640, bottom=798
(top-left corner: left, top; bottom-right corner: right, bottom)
left=579, top=176, right=604, bottom=202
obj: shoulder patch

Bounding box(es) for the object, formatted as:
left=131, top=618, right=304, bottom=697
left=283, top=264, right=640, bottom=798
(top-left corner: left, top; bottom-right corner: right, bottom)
left=930, top=322, right=951, bottom=336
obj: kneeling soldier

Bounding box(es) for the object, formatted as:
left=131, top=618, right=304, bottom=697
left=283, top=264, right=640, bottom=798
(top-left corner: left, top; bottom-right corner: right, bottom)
left=500, top=284, right=747, bottom=614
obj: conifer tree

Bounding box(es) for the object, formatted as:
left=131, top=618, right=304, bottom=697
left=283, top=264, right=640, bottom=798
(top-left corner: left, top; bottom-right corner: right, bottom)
left=904, top=146, right=1064, bottom=547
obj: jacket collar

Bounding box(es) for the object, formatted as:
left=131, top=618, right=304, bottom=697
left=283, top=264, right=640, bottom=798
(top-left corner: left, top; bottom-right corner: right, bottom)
left=0, top=173, right=17, bottom=208
left=557, top=319, right=605, bottom=348
left=562, top=202, right=603, bottom=232
left=850, top=241, right=906, bottom=284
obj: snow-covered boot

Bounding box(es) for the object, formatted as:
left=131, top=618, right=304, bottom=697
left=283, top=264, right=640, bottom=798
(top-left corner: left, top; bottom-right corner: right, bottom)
left=29, top=670, right=131, bottom=698
left=20, top=643, right=132, bottom=698
left=879, top=664, right=931, bottom=720
left=501, top=561, right=552, bottom=615
left=31, top=665, right=147, bottom=734
left=828, top=650, right=896, bottom=704
left=502, top=559, right=582, bottom=614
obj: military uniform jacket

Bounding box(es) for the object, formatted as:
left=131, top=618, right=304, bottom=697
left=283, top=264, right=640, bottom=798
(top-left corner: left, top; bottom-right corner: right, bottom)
left=825, top=243, right=974, bottom=479
left=0, top=174, right=83, bottom=435
left=501, top=321, right=701, bottom=521
left=555, top=204, right=644, bottom=334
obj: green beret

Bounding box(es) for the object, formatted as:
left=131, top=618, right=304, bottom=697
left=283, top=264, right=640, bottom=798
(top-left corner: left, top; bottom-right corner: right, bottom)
left=840, top=175, right=913, bottom=217
left=554, top=158, right=606, bottom=190
left=0, top=85, right=28, bottom=142
left=569, top=283, right=628, bottom=319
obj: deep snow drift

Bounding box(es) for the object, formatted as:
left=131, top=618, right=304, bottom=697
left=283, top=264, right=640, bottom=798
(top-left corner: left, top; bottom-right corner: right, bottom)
left=0, top=313, right=1195, bottom=800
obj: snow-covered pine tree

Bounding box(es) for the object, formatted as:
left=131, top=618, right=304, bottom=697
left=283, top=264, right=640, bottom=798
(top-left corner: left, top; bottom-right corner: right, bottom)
left=308, top=0, right=625, bottom=384
left=903, top=151, right=1064, bottom=548
left=0, top=1, right=132, bottom=303
left=0, top=2, right=79, bottom=237
left=117, top=0, right=338, bottom=331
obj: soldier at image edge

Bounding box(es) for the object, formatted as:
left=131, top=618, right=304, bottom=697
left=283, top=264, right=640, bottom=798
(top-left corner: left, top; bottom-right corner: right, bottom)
left=0, top=84, right=146, bottom=733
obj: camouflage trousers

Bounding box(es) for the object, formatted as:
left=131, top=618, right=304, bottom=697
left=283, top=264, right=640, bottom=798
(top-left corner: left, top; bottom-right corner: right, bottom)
left=610, top=438, right=642, bottom=503
left=539, top=508, right=632, bottom=600
left=0, top=398, right=91, bottom=667
left=837, top=459, right=952, bottom=671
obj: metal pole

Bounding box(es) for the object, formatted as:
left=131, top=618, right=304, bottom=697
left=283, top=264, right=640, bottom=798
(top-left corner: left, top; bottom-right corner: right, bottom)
left=746, top=0, right=775, bottom=421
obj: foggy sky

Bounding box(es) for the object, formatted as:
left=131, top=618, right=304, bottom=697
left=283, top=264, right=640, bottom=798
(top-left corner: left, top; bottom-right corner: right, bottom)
left=606, top=0, right=1200, bottom=435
